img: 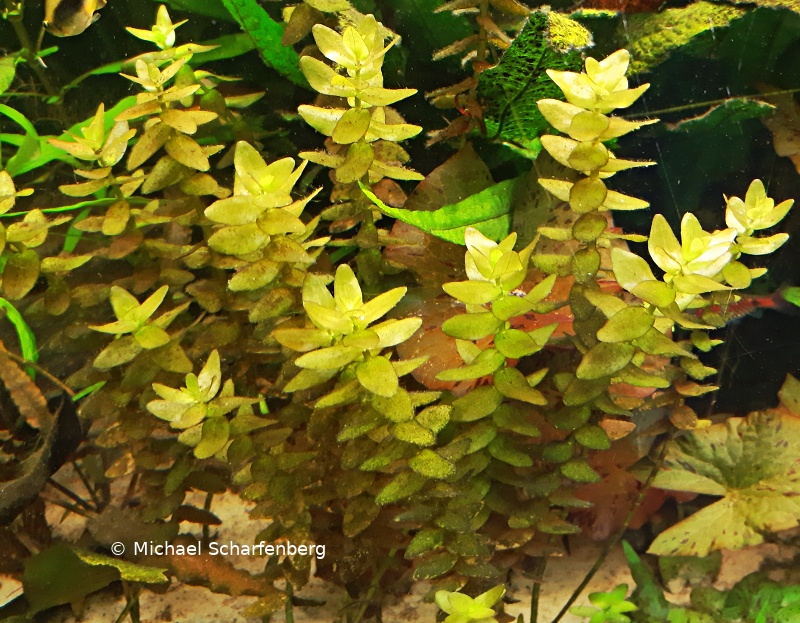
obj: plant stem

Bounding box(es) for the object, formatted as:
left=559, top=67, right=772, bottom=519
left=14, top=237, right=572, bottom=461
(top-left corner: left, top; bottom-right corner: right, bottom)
left=3, top=0, right=58, bottom=97
left=529, top=555, right=549, bottom=623
left=285, top=580, right=294, bottom=623
left=47, top=477, right=94, bottom=511
left=550, top=432, right=673, bottom=623
left=0, top=346, right=75, bottom=397
left=352, top=549, right=396, bottom=623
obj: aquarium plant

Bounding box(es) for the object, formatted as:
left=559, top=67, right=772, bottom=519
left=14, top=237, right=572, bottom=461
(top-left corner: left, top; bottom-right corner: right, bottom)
left=0, top=1, right=799, bottom=621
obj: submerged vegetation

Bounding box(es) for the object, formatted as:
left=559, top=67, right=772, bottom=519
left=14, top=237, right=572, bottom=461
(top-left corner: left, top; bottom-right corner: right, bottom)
left=1, top=0, right=800, bottom=621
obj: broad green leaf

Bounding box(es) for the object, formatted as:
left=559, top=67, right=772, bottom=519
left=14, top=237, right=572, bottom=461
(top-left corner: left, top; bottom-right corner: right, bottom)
left=3, top=249, right=40, bottom=300
left=356, top=356, right=398, bottom=397
left=493, top=368, right=547, bottom=405
left=405, top=528, right=444, bottom=559
left=451, top=385, right=503, bottom=422
left=376, top=471, right=428, bottom=505
left=441, top=312, right=503, bottom=341
left=0, top=55, right=16, bottom=96
left=488, top=435, right=532, bottom=467
left=597, top=306, right=655, bottom=343
left=361, top=179, right=515, bottom=245
left=576, top=343, right=635, bottom=380
left=667, top=98, right=774, bottom=134
left=649, top=411, right=800, bottom=557
left=372, top=389, right=414, bottom=423
left=219, top=0, right=308, bottom=88
left=0, top=297, right=37, bottom=375
left=393, top=420, right=436, bottom=446
left=477, top=12, right=588, bottom=150
left=436, top=348, right=505, bottom=382
left=575, top=424, right=611, bottom=450
left=409, top=450, right=456, bottom=479
left=194, top=417, right=230, bottom=459
left=560, top=459, right=601, bottom=482
left=73, top=548, right=168, bottom=583
left=413, top=552, right=458, bottom=580
left=373, top=318, right=422, bottom=348
left=23, top=544, right=121, bottom=614
left=624, top=2, right=746, bottom=74
left=295, top=345, right=361, bottom=370
left=443, top=281, right=503, bottom=305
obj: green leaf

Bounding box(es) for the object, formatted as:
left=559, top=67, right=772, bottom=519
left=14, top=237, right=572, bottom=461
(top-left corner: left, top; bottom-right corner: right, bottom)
left=577, top=343, right=635, bottom=380
left=73, top=548, right=168, bottom=583
left=487, top=434, right=532, bottom=467
left=451, top=385, right=503, bottom=422
left=372, top=389, right=414, bottom=423
left=0, top=55, right=16, bottom=96
left=0, top=297, right=37, bottom=377
left=666, top=98, right=774, bottom=133
left=441, top=312, right=504, bottom=341
left=409, top=450, right=456, bottom=479
left=361, top=179, right=515, bottom=245
left=597, top=306, right=654, bottom=343
left=376, top=471, right=428, bottom=505
left=356, top=356, right=399, bottom=397
left=93, top=335, right=143, bottom=370
left=560, top=458, right=601, bottom=482
left=477, top=12, right=589, bottom=149
left=295, top=345, right=362, bottom=370
left=23, top=544, right=119, bottom=614
left=443, top=281, right=503, bottom=305
left=413, top=551, right=458, bottom=580
left=436, top=348, right=506, bottom=381
left=194, top=417, right=230, bottom=459
left=219, top=0, right=308, bottom=88
left=493, top=367, right=547, bottom=405
left=405, top=528, right=444, bottom=559
left=492, top=404, right=540, bottom=437
left=649, top=410, right=800, bottom=557
left=575, top=424, right=611, bottom=450
left=624, top=2, right=746, bottom=74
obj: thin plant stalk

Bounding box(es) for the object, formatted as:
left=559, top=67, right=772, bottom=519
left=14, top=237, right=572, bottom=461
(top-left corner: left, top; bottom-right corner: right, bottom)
left=550, top=432, right=674, bottom=623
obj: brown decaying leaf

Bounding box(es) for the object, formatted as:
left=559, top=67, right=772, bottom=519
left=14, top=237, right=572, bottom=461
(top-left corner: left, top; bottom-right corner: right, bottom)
left=404, top=142, right=493, bottom=212
left=0, top=344, right=50, bottom=429
left=758, top=84, right=800, bottom=174
left=570, top=439, right=695, bottom=540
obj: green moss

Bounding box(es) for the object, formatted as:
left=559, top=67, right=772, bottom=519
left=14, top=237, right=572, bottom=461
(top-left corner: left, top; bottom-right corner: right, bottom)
left=548, top=12, right=593, bottom=52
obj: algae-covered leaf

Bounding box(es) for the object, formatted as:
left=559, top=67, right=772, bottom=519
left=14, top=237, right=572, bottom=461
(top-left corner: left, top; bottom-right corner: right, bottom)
left=73, top=549, right=168, bottom=583
left=649, top=410, right=800, bottom=557
left=477, top=12, right=589, bottom=149
left=0, top=55, right=15, bottom=96
left=623, top=2, right=746, bottom=74
left=779, top=374, right=800, bottom=415
left=409, top=449, right=456, bottom=479
left=376, top=471, right=428, bottom=505
left=356, top=356, right=399, bottom=397
left=405, top=528, right=444, bottom=559
left=576, top=342, right=635, bottom=380
left=194, top=417, right=230, bottom=459
left=361, top=179, right=514, bottom=244
left=343, top=495, right=380, bottom=537
left=23, top=544, right=119, bottom=614
left=219, top=0, right=308, bottom=88
left=413, top=551, right=458, bottom=580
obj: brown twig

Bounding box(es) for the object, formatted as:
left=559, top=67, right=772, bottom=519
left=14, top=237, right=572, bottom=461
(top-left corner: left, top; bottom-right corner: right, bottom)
left=0, top=346, right=75, bottom=398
